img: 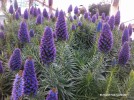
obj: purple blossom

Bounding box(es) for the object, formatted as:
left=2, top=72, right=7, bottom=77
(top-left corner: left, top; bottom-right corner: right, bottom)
left=74, top=6, right=79, bottom=15
left=14, top=0, right=18, bottom=11
left=29, top=29, right=34, bottom=37
left=46, top=89, right=58, bottom=100
left=122, top=28, right=129, bottom=45
left=37, top=8, right=41, bottom=15
left=0, top=61, right=3, bottom=73
left=68, top=4, right=73, bottom=13
left=55, top=9, right=59, bottom=18
left=11, top=74, right=24, bottom=100
left=9, top=5, right=14, bottom=14
left=23, top=58, right=38, bottom=95
left=119, top=23, right=125, bottom=31
left=36, top=14, right=42, bottom=25
left=24, top=9, right=29, bottom=20
left=78, top=21, right=82, bottom=27
left=18, top=7, right=21, bottom=15
left=71, top=24, right=76, bottom=31
left=108, top=15, right=115, bottom=30
left=92, top=14, right=97, bottom=23
left=0, top=32, right=5, bottom=39
left=55, top=10, right=69, bottom=41
left=96, top=21, right=102, bottom=32
left=73, top=15, right=77, bottom=20
left=18, top=21, right=30, bottom=43
left=34, top=7, right=38, bottom=17
left=43, top=8, right=49, bottom=19
left=50, top=14, right=54, bottom=19
left=84, top=12, right=88, bottom=19
left=101, top=13, right=105, bottom=20
left=30, top=6, right=34, bottom=15
left=118, top=42, right=130, bottom=65
left=8, top=48, right=22, bottom=71
left=48, top=0, right=53, bottom=6
left=128, top=24, right=132, bottom=36
left=115, top=11, right=120, bottom=26
left=40, top=26, right=56, bottom=64
left=98, top=23, right=113, bottom=53
left=69, top=16, right=73, bottom=22
left=15, top=11, right=19, bottom=20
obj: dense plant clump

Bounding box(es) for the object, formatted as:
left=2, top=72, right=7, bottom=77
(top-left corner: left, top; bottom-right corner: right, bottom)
left=0, top=2, right=134, bottom=100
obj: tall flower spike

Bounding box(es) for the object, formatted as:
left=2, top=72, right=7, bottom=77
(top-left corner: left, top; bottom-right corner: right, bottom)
left=14, top=0, right=18, bottom=11
left=73, top=15, right=77, bottom=20
left=43, top=8, right=49, bottom=19
left=71, top=24, right=76, bottom=31
left=119, top=23, right=125, bottom=31
left=23, top=58, right=38, bottom=95
left=68, top=4, right=73, bottom=13
left=11, top=73, right=24, bottom=100
left=24, top=9, right=28, bottom=20
left=9, top=5, right=14, bottom=14
left=98, top=23, right=113, bottom=53
left=108, top=15, right=115, bottom=30
left=37, top=8, right=41, bottom=15
left=18, top=21, right=30, bottom=43
left=128, top=24, right=132, bottom=36
left=46, top=88, right=58, bottom=100
left=15, top=11, right=19, bottom=20
left=0, top=61, right=3, bottom=73
left=48, top=0, right=53, bottom=7
left=122, top=28, right=129, bottom=45
left=55, top=9, right=59, bottom=18
left=29, top=29, right=34, bottom=37
left=101, top=13, right=105, bottom=20
left=84, top=12, right=88, bottom=19
left=40, top=26, right=56, bottom=64
left=115, top=11, right=120, bottom=26
left=118, top=42, right=130, bottom=66
left=78, top=21, right=82, bottom=27
left=8, top=48, right=22, bottom=71
left=30, top=6, right=34, bottom=15
left=74, top=6, right=79, bottom=15
left=34, top=7, right=38, bottom=17
left=92, top=14, right=96, bottom=23
left=96, top=21, right=102, bottom=32
left=69, top=16, right=73, bottom=22
left=36, top=14, right=42, bottom=25
left=55, top=10, right=69, bottom=41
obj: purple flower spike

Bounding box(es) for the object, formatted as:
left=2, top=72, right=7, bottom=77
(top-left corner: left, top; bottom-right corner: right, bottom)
left=101, top=13, right=105, bottom=20
left=48, top=0, right=53, bottom=7
left=18, top=7, right=21, bottom=15
left=11, top=74, right=24, bottom=100
left=24, top=9, right=29, bottom=20
left=29, top=29, right=34, bottom=37
left=0, top=61, right=3, bottom=73
left=0, top=32, right=5, bottom=39
left=55, top=9, right=59, bottom=18
left=36, top=14, right=42, bottom=25
left=37, top=8, right=41, bottom=15
left=98, top=23, right=113, bottom=53
left=128, top=24, right=132, bottom=36
left=74, top=6, right=79, bottom=15
left=30, top=6, right=34, bottom=15
left=122, top=28, right=129, bottom=45
left=73, top=15, right=77, bottom=20
left=55, top=10, right=69, bottom=41
left=46, top=88, right=58, bottom=100
left=96, top=21, right=102, bottom=32
left=119, top=23, right=125, bottom=31
left=84, top=12, right=89, bottom=19
left=92, top=14, right=97, bottom=23
left=43, top=8, right=49, bottom=19
left=68, top=4, right=73, bottom=13
left=18, top=21, right=30, bottom=43
left=115, top=11, right=120, bottom=26
left=40, top=26, right=56, bottom=64
left=108, top=15, right=115, bottom=31
left=69, top=16, right=73, bottom=22
left=34, top=7, right=38, bottom=17
left=8, top=48, right=22, bottom=71
left=118, top=42, right=130, bottom=66
left=14, top=0, right=18, bottom=11
left=78, top=21, right=82, bottom=27
left=23, top=57, right=38, bottom=95
left=9, top=5, right=14, bottom=14
left=71, top=24, right=76, bottom=31
left=15, top=11, right=19, bottom=20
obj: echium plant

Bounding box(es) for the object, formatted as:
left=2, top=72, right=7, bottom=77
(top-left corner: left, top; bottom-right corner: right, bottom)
left=55, top=10, right=69, bottom=41
left=40, top=26, right=56, bottom=65
left=108, top=15, right=115, bottom=31
left=36, top=14, right=42, bottom=25
left=68, top=4, right=73, bottom=13
left=8, top=48, right=22, bottom=71
left=23, top=57, right=38, bottom=96
left=118, top=41, right=130, bottom=66
left=121, top=28, right=129, bottom=45
left=9, top=5, right=14, bottom=14
left=24, top=9, right=29, bottom=20
left=18, top=21, right=30, bottom=43
left=43, top=8, right=49, bottom=19
left=98, top=23, right=113, bottom=53
left=46, top=88, right=58, bottom=100
left=115, top=11, right=120, bottom=26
